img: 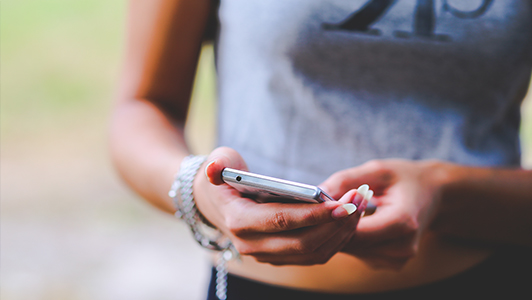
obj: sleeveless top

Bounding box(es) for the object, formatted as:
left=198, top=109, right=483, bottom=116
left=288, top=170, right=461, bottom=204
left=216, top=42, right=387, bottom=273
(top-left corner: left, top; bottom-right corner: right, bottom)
left=214, top=0, right=532, bottom=185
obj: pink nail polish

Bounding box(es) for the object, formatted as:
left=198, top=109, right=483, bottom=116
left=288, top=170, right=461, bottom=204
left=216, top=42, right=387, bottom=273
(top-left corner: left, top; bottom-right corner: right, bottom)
left=332, top=206, right=348, bottom=219
left=352, top=192, right=364, bottom=205
left=332, top=204, right=357, bottom=219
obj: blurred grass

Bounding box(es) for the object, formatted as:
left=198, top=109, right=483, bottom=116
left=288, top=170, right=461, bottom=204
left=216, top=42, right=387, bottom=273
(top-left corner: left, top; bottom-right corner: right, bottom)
left=1, top=1, right=213, bottom=300
left=1, top=0, right=125, bottom=131
left=186, top=43, right=218, bottom=155
left=522, top=90, right=532, bottom=168
left=0, top=1, right=216, bottom=299
left=0, top=0, right=216, bottom=154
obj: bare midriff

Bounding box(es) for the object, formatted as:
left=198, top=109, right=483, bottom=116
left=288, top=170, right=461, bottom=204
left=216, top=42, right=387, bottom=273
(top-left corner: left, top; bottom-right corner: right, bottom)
left=222, top=233, right=492, bottom=293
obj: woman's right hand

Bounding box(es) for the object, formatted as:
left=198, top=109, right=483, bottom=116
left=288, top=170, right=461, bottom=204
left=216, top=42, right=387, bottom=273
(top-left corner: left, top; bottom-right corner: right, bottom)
left=193, top=147, right=368, bottom=266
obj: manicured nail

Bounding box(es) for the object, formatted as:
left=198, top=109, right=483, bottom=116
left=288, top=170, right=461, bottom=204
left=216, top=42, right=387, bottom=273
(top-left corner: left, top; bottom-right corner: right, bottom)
left=365, top=190, right=374, bottom=201
left=359, top=199, right=369, bottom=218
left=332, top=203, right=357, bottom=219
left=343, top=203, right=357, bottom=214
left=353, top=192, right=364, bottom=205
left=353, top=184, right=369, bottom=204
left=357, top=184, right=369, bottom=197
left=204, top=160, right=216, bottom=178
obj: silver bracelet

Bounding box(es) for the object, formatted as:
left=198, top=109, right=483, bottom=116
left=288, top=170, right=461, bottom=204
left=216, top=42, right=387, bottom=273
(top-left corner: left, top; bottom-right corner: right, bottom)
left=169, top=155, right=237, bottom=300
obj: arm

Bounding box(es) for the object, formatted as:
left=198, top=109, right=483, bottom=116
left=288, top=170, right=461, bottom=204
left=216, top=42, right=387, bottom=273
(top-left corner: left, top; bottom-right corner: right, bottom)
left=110, top=0, right=212, bottom=212
left=431, top=162, right=532, bottom=246
left=110, top=0, right=367, bottom=266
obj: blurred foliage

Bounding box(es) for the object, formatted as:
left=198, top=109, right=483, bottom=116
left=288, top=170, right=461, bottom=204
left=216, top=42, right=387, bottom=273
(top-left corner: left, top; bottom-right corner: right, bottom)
left=1, top=0, right=126, bottom=138
left=0, top=0, right=216, bottom=154
left=186, top=44, right=217, bottom=155
left=1, top=3, right=215, bottom=298
left=522, top=92, right=532, bottom=167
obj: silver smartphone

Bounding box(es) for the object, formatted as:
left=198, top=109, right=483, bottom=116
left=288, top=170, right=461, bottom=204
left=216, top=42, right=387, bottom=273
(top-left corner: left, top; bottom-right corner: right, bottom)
left=221, top=168, right=335, bottom=203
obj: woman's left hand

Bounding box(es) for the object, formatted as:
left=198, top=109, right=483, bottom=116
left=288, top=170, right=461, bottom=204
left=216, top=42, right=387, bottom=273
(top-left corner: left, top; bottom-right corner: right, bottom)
left=320, top=159, right=447, bottom=270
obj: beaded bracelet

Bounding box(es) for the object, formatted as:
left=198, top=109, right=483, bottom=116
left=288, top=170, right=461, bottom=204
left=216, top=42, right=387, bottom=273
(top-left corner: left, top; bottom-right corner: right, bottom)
left=169, top=155, right=237, bottom=300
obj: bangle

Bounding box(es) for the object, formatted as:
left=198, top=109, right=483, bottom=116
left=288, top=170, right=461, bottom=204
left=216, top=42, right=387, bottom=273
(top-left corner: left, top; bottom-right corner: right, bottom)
left=169, top=155, right=229, bottom=250
left=169, top=155, right=237, bottom=300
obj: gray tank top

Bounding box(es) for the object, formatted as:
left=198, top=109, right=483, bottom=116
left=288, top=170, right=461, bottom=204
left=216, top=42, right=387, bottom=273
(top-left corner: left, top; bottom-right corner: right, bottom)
left=214, top=0, right=532, bottom=184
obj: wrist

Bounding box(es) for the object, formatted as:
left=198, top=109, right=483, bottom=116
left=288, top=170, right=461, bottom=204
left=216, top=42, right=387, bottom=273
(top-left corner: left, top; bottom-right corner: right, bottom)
left=418, top=160, right=459, bottom=196
left=422, top=161, right=486, bottom=237
left=192, top=158, right=215, bottom=225
left=416, top=160, right=462, bottom=232
left=170, top=155, right=226, bottom=248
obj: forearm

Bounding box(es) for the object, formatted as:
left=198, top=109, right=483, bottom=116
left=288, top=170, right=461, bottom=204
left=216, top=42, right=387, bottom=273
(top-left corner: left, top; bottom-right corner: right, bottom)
left=110, top=98, right=190, bottom=213
left=431, top=162, right=532, bottom=247
left=109, top=0, right=212, bottom=213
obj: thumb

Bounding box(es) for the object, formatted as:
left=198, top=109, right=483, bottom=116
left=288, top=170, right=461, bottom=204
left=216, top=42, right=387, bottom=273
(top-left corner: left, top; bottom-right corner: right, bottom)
left=319, top=169, right=369, bottom=200
left=204, top=147, right=248, bottom=185
left=320, top=162, right=395, bottom=199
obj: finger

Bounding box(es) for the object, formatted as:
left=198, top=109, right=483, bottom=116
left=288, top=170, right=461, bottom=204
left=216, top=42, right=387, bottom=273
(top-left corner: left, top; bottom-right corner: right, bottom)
left=204, top=147, right=248, bottom=185
left=226, top=199, right=351, bottom=235
left=243, top=206, right=363, bottom=255
left=321, top=184, right=374, bottom=211
left=239, top=220, right=346, bottom=256
left=228, top=192, right=364, bottom=258
left=354, top=206, right=417, bottom=244
left=331, top=189, right=359, bottom=218
left=251, top=209, right=363, bottom=265
left=320, top=169, right=369, bottom=199
left=237, top=189, right=365, bottom=234
left=319, top=162, right=396, bottom=198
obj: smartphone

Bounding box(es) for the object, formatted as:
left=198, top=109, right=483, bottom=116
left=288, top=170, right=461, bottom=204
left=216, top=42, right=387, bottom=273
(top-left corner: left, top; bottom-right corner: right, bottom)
left=221, top=168, right=335, bottom=203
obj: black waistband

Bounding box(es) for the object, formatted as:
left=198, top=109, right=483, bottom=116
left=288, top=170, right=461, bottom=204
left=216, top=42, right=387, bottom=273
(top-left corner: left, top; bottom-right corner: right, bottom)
left=206, top=246, right=532, bottom=300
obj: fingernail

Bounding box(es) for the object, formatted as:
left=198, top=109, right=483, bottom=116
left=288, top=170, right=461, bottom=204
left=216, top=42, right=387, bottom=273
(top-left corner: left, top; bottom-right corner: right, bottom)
left=353, top=192, right=364, bottom=205
left=357, top=184, right=369, bottom=197
left=352, top=184, right=368, bottom=205
left=343, top=203, right=357, bottom=214
left=359, top=199, right=369, bottom=218
left=332, top=203, right=357, bottom=219
left=365, top=190, right=374, bottom=201
left=204, top=160, right=216, bottom=178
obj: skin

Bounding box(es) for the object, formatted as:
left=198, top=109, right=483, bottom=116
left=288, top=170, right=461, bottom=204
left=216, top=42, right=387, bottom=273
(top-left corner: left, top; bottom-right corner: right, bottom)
left=197, top=147, right=368, bottom=266
left=321, top=160, right=532, bottom=270
left=111, top=0, right=532, bottom=293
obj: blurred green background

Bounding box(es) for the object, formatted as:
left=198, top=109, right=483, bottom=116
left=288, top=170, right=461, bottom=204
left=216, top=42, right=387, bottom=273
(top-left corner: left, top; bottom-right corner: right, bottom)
left=1, top=1, right=215, bottom=300
left=1, top=1, right=531, bottom=300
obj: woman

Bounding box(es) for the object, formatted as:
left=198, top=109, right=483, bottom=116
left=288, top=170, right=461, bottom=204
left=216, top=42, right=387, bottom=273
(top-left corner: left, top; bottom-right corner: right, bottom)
left=110, top=0, right=532, bottom=299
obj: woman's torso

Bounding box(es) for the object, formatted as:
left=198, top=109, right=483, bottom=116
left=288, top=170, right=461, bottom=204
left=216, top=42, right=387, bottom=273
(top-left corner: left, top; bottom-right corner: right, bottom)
left=214, top=0, right=532, bottom=293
